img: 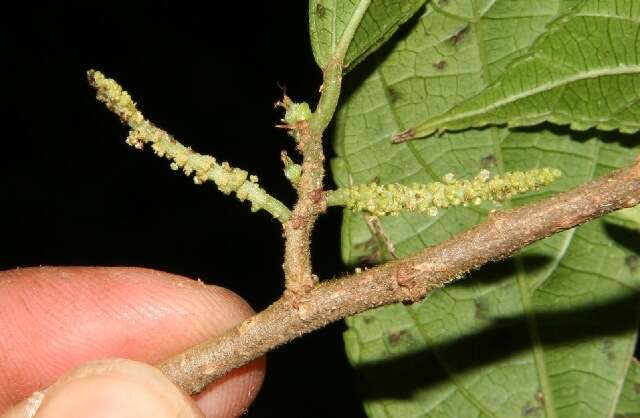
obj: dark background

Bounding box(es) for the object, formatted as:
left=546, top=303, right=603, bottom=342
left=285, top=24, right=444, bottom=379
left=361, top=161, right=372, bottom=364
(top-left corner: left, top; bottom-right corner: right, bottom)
left=4, top=2, right=365, bottom=417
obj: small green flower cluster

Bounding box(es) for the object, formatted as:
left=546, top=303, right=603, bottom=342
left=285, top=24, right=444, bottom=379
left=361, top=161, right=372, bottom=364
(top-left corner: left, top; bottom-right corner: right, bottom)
left=284, top=101, right=312, bottom=125
left=88, top=70, right=144, bottom=127
left=281, top=152, right=302, bottom=185
left=326, top=168, right=562, bottom=216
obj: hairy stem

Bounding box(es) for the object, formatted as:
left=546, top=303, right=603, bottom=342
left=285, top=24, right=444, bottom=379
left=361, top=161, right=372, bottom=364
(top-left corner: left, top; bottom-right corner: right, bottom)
left=282, top=0, right=371, bottom=295
left=159, top=158, right=640, bottom=394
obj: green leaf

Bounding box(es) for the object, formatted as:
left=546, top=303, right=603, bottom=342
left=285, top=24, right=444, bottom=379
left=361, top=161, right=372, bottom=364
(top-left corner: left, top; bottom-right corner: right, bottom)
left=331, top=1, right=640, bottom=417
left=404, top=0, right=640, bottom=140
left=609, top=206, right=640, bottom=228
left=309, top=0, right=426, bottom=71
left=615, top=359, right=640, bottom=417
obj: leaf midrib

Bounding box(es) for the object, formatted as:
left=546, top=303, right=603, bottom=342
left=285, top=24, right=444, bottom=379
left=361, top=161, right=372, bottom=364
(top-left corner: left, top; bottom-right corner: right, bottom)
left=331, top=0, right=337, bottom=55
left=415, top=64, right=640, bottom=137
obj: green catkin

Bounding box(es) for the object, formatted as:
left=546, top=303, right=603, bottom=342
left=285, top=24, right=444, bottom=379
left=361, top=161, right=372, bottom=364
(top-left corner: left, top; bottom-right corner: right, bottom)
left=326, top=168, right=562, bottom=216
left=89, top=70, right=291, bottom=221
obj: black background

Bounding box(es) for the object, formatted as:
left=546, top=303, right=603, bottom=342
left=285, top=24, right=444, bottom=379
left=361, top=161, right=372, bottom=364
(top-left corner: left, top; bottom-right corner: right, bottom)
left=4, top=2, right=364, bottom=417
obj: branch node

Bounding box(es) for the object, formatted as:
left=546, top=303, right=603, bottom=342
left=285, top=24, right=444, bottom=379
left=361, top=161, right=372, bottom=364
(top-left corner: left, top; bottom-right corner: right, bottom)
left=287, top=215, right=306, bottom=230
left=395, top=266, right=427, bottom=303
left=308, top=188, right=326, bottom=206
left=284, top=275, right=317, bottom=309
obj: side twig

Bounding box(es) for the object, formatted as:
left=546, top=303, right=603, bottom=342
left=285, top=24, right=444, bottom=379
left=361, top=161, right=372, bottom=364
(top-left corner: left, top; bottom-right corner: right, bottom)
left=281, top=0, right=372, bottom=297
left=159, top=158, right=640, bottom=394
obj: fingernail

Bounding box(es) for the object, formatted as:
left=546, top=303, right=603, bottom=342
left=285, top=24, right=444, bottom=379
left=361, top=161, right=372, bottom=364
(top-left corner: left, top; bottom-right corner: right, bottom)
left=25, top=391, right=46, bottom=418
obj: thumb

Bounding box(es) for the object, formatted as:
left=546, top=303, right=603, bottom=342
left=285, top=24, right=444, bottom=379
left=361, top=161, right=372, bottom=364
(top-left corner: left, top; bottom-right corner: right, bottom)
left=3, top=359, right=203, bottom=418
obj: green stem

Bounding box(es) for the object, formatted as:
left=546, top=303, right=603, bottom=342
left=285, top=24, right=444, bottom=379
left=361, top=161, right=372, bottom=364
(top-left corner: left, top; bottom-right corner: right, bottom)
left=310, top=0, right=371, bottom=133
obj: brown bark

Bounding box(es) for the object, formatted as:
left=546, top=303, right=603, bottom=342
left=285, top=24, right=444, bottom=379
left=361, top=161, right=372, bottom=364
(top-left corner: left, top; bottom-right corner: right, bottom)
left=159, top=158, right=640, bottom=395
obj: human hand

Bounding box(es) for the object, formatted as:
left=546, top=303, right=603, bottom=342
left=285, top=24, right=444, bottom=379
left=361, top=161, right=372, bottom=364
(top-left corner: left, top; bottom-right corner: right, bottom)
left=0, top=267, right=265, bottom=418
